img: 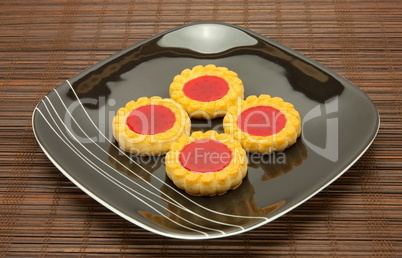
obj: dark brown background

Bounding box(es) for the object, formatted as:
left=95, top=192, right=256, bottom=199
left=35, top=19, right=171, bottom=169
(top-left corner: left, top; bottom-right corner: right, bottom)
left=1, top=0, right=401, bottom=256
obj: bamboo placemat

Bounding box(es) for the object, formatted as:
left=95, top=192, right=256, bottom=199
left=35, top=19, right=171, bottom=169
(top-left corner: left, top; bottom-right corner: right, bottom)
left=0, top=0, right=401, bottom=256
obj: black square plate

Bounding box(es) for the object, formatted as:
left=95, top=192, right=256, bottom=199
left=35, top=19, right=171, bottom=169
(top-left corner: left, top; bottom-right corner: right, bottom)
left=32, top=22, right=379, bottom=239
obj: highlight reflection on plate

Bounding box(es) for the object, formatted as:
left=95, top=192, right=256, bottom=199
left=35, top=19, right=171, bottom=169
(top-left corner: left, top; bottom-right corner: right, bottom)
left=32, top=22, right=379, bottom=239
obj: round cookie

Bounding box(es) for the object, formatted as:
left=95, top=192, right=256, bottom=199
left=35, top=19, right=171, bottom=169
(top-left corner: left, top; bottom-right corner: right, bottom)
left=223, top=94, right=301, bottom=154
left=169, top=64, right=244, bottom=119
left=165, top=130, right=248, bottom=196
left=112, top=96, right=191, bottom=155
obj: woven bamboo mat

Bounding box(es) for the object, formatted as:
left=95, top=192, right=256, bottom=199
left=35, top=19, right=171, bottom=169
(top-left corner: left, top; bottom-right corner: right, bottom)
left=1, top=0, right=401, bottom=256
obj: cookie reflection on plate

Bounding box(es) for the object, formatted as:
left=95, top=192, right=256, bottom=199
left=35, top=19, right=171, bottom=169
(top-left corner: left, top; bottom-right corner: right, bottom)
left=108, top=142, right=163, bottom=182
left=139, top=176, right=285, bottom=232
left=248, top=139, right=307, bottom=181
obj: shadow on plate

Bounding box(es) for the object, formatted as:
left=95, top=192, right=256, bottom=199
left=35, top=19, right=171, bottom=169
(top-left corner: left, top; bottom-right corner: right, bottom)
left=248, top=139, right=308, bottom=181
left=139, top=175, right=285, bottom=232
left=108, top=142, right=163, bottom=182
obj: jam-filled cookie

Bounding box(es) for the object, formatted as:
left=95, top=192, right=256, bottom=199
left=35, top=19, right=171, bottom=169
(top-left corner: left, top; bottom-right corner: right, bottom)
left=112, top=96, right=191, bottom=155
left=169, top=64, right=244, bottom=119
left=165, top=130, right=248, bottom=196
left=223, top=94, right=301, bottom=154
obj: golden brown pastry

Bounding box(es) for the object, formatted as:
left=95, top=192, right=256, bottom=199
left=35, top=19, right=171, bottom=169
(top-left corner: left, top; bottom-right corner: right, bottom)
left=165, top=130, right=248, bottom=196
left=223, top=94, right=301, bottom=154
left=169, top=64, right=244, bottom=119
left=112, top=96, right=191, bottom=155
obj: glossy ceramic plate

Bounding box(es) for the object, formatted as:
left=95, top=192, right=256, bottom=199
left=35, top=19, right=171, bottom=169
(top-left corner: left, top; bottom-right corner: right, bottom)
left=32, top=22, right=379, bottom=239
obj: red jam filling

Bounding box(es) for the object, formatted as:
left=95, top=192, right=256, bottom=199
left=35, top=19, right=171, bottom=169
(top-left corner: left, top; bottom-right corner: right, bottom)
left=183, top=75, right=229, bottom=102
left=238, top=106, right=287, bottom=137
left=126, top=104, right=176, bottom=135
left=179, top=139, right=232, bottom=173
